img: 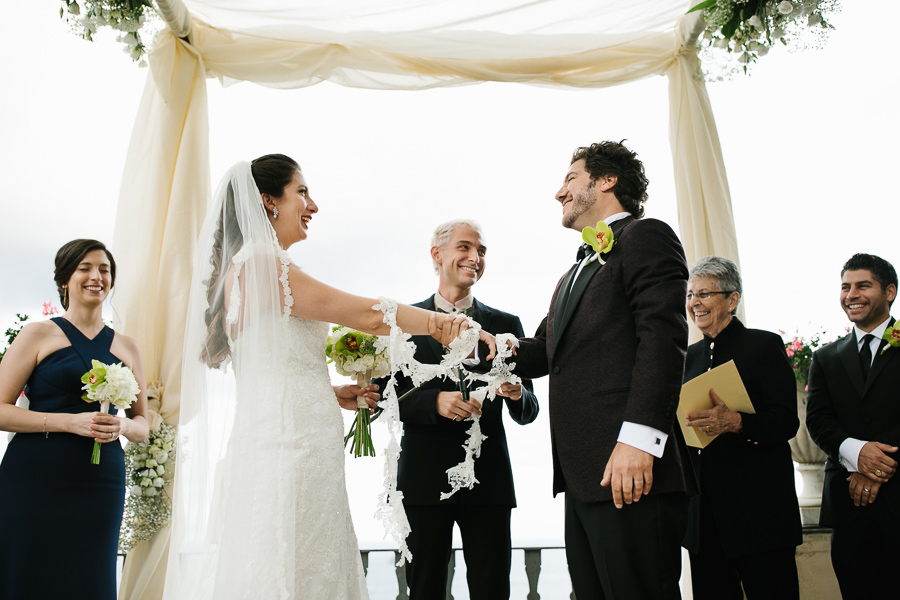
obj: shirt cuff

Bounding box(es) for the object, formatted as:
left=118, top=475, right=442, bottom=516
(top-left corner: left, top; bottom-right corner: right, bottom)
left=839, top=438, right=866, bottom=472
left=618, top=421, right=668, bottom=458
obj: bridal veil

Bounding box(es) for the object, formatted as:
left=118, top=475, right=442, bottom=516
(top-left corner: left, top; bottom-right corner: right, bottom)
left=164, top=162, right=303, bottom=599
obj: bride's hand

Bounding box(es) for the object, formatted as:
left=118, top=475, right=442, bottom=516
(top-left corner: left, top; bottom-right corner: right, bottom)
left=334, top=384, right=380, bottom=412
left=428, top=312, right=469, bottom=347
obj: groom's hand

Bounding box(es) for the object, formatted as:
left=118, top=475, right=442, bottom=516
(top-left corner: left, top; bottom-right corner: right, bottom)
left=601, top=442, right=654, bottom=509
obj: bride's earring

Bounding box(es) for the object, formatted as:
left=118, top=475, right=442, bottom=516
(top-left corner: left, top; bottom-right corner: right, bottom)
left=273, top=206, right=279, bottom=220
left=62, top=286, right=67, bottom=308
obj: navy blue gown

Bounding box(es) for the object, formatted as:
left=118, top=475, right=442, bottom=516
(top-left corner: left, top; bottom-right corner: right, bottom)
left=0, top=317, right=125, bottom=599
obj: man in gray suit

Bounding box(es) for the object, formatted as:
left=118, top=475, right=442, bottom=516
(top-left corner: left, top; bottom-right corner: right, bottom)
left=489, top=141, right=697, bottom=599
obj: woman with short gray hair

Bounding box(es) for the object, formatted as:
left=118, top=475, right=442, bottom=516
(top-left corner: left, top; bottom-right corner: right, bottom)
left=681, top=256, right=802, bottom=600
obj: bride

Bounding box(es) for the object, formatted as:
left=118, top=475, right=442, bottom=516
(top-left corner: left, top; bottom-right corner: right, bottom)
left=164, top=155, right=481, bottom=599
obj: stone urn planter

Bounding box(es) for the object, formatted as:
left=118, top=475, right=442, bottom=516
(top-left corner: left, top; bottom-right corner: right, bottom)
left=789, top=380, right=827, bottom=525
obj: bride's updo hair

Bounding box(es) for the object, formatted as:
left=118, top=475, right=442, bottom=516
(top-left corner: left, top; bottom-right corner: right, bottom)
left=201, top=154, right=301, bottom=368
left=251, top=154, right=301, bottom=198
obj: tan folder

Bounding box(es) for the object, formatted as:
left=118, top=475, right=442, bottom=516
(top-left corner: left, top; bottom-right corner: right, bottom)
left=678, top=360, right=755, bottom=448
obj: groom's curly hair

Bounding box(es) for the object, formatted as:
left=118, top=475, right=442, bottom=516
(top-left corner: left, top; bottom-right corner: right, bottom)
left=571, top=141, right=649, bottom=219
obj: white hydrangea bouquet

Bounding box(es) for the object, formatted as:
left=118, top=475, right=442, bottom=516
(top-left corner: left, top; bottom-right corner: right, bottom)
left=326, top=326, right=390, bottom=457
left=119, top=422, right=176, bottom=554
left=81, top=359, right=140, bottom=464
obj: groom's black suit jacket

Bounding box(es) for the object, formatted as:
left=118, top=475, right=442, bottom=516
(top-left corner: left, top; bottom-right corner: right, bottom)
left=806, top=319, right=900, bottom=527
left=510, top=216, right=697, bottom=503
left=386, top=296, right=539, bottom=506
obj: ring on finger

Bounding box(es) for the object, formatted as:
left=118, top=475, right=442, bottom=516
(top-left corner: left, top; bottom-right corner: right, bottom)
left=452, top=415, right=459, bottom=422
left=864, top=487, right=871, bottom=493
left=875, top=469, right=884, bottom=477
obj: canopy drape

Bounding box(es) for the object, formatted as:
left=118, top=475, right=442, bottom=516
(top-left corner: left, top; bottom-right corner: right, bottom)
left=112, top=2, right=739, bottom=597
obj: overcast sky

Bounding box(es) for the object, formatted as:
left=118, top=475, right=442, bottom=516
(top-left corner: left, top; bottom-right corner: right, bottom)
left=1, top=1, right=897, bottom=548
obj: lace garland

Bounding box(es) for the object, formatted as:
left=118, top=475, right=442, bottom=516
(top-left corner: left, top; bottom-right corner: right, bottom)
left=372, top=298, right=520, bottom=564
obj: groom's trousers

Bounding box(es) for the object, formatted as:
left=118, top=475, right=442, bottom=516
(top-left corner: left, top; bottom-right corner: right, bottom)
left=565, top=492, right=687, bottom=600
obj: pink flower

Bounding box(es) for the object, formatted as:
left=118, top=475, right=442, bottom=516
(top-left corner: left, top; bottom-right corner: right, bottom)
left=42, top=302, right=59, bottom=316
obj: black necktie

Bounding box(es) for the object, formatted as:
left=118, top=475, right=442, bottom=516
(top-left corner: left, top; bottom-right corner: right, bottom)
left=860, top=333, right=874, bottom=379
left=576, top=243, right=592, bottom=261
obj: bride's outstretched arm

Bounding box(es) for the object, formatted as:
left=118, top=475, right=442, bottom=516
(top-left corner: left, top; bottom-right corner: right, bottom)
left=287, top=264, right=454, bottom=337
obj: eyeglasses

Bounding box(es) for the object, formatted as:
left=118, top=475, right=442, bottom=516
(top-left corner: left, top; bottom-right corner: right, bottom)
left=686, top=291, right=735, bottom=301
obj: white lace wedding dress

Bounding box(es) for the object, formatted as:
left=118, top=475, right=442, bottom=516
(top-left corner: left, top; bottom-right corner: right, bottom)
left=208, top=315, right=370, bottom=599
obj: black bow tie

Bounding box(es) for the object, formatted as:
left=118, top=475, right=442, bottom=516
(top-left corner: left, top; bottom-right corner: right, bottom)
left=576, top=243, right=593, bottom=261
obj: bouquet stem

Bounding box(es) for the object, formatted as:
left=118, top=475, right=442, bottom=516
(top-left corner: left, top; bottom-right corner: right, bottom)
left=91, top=401, right=110, bottom=465
left=345, top=370, right=375, bottom=457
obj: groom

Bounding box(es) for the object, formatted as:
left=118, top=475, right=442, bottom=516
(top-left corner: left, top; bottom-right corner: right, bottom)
left=495, top=141, right=697, bottom=599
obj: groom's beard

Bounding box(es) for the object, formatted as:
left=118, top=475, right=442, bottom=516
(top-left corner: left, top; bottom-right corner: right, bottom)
left=562, top=181, right=596, bottom=229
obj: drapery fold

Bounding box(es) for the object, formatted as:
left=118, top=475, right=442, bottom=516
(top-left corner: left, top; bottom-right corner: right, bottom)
left=112, top=30, right=209, bottom=600
left=113, top=4, right=739, bottom=596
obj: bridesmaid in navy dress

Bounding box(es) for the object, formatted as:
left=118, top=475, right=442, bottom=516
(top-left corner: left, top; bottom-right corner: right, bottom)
left=0, top=239, right=148, bottom=599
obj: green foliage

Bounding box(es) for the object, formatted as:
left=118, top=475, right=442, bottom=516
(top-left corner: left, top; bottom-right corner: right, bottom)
left=0, top=314, right=30, bottom=364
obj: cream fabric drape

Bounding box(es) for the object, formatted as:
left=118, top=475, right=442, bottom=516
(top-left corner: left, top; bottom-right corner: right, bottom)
left=113, top=3, right=739, bottom=597
left=112, top=32, right=209, bottom=600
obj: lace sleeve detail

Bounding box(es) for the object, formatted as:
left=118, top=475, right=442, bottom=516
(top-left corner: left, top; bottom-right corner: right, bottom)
left=277, top=248, right=293, bottom=318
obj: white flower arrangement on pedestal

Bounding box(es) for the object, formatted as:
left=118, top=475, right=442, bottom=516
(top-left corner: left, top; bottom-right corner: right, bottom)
left=689, top=0, right=841, bottom=79
left=59, top=0, right=161, bottom=64
left=119, top=421, right=176, bottom=554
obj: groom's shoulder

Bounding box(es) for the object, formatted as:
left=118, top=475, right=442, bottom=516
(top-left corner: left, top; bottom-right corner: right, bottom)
left=618, top=218, right=686, bottom=261
left=621, top=217, right=679, bottom=240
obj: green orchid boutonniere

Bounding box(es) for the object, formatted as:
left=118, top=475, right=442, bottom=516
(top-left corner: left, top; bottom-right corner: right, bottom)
left=581, top=221, right=616, bottom=265
left=882, top=323, right=900, bottom=354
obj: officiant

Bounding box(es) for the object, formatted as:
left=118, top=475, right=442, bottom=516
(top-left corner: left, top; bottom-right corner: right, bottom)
left=682, top=256, right=802, bottom=600
left=376, top=219, right=538, bottom=600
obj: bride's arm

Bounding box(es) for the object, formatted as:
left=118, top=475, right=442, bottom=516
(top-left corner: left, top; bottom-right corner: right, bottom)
left=287, top=264, right=443, bottom=336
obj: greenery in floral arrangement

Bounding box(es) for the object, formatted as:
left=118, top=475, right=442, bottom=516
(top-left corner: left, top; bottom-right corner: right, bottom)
left=688, top=0, right=840, bottom=77
left=119, top=421, right=176, bottom=554
left=781, top=328, right=845, bottom=385
left=59, top=0, right=159, bottom=64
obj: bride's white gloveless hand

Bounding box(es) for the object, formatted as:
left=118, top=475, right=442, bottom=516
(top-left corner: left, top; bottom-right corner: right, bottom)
left=334, top=384, right=380, bottom=411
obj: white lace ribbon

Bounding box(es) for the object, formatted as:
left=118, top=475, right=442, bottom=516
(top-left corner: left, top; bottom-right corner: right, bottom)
left=372, top=298, right=520, bottom=564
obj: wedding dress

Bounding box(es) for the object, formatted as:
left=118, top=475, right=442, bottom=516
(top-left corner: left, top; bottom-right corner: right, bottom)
left=164, top=163, right=369, bottom=599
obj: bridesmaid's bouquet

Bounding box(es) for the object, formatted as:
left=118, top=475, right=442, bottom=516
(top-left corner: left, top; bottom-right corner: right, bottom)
left=326, top=327, right=390, bottom=457
left=81, top=360, right=140, bottom=464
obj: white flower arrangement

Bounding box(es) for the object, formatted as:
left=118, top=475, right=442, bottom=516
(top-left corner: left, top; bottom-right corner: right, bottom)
left=81, top=360, right=140, bottom=411
left=59, top=0, right=161, bottom=65
left=81, top=359, right=140, bottom=464
left=326, top=327, right=390, bottom=457
left=689, top=0, right=840, bottom=79
left=119, top=421, right=176, bottom=554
